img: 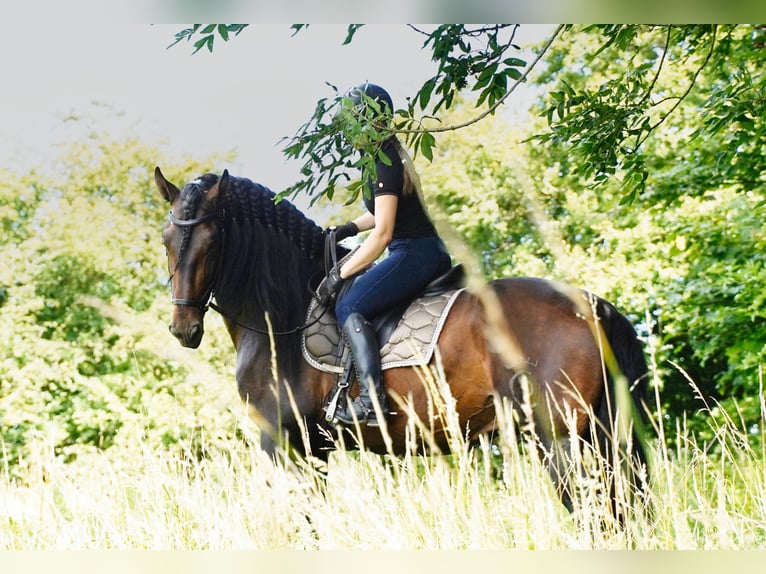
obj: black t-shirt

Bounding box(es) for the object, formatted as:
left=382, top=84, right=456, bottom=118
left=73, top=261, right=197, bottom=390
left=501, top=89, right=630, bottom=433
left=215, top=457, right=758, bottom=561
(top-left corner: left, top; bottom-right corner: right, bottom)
left=362, top=139, right=438, bottom=239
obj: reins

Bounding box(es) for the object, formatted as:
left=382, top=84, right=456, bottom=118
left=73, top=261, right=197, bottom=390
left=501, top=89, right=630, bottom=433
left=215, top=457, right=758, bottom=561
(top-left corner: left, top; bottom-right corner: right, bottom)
left=167, top=210, right=333, bottom=337
left=324, top=226, right=339, bottom=274
left=208, top=298, right=329, bottom=337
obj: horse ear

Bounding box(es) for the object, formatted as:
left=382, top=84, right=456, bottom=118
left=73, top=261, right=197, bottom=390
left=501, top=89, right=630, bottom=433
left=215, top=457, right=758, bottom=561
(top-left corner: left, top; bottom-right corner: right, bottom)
left=207, top=169, right=229, bottom=203
left=155, top=166, right=179, bottom=203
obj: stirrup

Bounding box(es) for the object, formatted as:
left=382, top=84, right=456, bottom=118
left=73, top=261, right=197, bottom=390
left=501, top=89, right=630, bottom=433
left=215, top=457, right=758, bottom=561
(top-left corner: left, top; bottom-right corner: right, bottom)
left=333, top=396, right=371, bottom=426
left=365, top=410, right=386, bottom=428
left=334, top=396, right=390, bottom=427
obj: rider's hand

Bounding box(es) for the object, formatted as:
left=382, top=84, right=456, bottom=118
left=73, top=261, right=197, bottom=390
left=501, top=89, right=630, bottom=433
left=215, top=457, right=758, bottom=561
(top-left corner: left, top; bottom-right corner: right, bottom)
left=327, top=221, right=358, bottom=242
left=316, top=267, right=345, bottom=306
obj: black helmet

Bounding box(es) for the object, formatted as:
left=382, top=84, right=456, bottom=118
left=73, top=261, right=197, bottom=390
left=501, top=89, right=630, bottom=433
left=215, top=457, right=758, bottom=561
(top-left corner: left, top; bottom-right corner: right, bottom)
left=345, top=83, right=394, bottom=118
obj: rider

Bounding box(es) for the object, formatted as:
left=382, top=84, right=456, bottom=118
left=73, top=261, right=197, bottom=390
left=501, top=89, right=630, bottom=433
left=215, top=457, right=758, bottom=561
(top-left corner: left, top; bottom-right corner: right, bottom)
left=318, top=83, right=452, bottom=427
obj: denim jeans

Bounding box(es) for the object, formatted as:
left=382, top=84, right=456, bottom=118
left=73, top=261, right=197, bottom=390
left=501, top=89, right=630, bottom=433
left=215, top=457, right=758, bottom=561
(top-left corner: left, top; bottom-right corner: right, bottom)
left=335, top=236, right=452, bottom=326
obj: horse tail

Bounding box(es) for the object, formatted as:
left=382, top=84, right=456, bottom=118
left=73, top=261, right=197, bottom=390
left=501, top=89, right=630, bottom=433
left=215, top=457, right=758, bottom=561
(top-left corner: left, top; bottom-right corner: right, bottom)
left=595, top=298, right=651, bottom=512
left=599, top=300, right=649, bottom=413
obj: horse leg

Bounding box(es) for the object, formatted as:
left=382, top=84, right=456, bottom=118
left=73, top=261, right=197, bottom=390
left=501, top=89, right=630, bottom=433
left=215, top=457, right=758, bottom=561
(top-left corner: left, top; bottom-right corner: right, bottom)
left=490, top=355, right=600, bottom=515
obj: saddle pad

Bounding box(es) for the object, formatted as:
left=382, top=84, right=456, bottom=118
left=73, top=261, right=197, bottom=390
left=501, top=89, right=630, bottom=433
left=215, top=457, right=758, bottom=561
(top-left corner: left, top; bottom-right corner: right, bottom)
left=302, top=289, right=464, bottom=374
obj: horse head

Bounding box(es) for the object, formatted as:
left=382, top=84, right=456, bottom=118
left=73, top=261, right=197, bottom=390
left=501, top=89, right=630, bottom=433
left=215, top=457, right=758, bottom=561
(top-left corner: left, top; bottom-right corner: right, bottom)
left=155, top=166, right=227, bottom=348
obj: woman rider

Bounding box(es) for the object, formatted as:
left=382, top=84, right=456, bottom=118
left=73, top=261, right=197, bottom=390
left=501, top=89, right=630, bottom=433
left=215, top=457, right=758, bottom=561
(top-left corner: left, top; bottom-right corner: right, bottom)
left=317, top=83, right=452, bottom=427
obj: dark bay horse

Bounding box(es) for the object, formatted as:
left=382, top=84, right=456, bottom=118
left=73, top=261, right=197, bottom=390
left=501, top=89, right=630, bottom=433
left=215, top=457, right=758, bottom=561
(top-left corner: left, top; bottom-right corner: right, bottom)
left=154, top=167, right=650, bottom=511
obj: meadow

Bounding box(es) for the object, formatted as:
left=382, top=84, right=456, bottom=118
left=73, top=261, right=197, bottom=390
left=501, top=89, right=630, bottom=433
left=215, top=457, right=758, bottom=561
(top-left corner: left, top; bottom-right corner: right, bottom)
left=3, top=358, right=765, bottom=550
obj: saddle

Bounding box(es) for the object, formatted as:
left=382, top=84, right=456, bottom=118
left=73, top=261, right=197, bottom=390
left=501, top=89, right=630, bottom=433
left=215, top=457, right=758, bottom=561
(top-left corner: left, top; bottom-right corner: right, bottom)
left=302, top=264, right=466, bottom=423
left=302, top=264, right=467, bottom=373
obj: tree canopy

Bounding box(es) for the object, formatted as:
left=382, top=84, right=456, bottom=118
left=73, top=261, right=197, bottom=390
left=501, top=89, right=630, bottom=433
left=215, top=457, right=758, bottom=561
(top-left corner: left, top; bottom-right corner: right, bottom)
left=170, top=24, right=765, bottom=205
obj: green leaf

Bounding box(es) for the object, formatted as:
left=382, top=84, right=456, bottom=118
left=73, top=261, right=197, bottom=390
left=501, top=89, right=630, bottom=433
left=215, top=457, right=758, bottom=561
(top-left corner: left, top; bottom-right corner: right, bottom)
left=502, top=57, right=527, bottom=67
left=473, top=64, right=498, bottom=91
left=377, top=149, right=392, bottom=167
left=167, top=25, right=199, bottom=49
left=343, top=24, right=364, bottom=45
left=218, top=24, right=229, bottom=41
left=418, top=78, right=437, bottom=111
left=192, top=37, right=209, bottom=55
left=419, top=132, right=435, bottom=162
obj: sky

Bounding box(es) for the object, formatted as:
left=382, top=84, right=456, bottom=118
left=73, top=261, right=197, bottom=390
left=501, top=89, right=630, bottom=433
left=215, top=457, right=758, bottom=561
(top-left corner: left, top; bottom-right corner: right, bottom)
left=1, top=24, right=550, bottom=210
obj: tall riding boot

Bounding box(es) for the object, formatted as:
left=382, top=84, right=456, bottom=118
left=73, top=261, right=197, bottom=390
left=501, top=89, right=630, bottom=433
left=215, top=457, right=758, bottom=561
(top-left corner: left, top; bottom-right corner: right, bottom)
left=335, top=312, right=389, bottom=427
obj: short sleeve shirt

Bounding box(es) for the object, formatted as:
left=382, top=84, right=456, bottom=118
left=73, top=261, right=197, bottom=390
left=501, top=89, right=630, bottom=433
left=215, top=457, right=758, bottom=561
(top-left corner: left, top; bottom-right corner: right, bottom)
left=362, top=139, right=438, bottom=239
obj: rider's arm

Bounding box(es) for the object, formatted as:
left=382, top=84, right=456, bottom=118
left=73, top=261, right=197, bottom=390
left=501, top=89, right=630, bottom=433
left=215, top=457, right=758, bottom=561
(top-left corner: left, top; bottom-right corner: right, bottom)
left=350, top=211, right=375, bottom=233
left=339, top=194, right=397, bottom=279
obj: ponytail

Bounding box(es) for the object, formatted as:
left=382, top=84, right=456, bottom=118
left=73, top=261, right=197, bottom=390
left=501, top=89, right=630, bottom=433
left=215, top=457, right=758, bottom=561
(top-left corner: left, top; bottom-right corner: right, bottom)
left=391, top=137, right=436, bottom=221
left=392, top=137, right=420, bottom=198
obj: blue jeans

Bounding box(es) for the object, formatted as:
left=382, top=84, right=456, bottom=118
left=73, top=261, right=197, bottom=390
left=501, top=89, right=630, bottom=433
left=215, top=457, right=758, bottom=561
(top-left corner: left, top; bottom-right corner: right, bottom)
left=335, top=236, right=452, bottom=326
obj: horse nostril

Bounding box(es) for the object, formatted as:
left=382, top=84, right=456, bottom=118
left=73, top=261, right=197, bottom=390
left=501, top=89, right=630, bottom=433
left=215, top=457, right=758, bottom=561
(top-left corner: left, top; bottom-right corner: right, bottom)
left=168, top=321, right=203, bottom=347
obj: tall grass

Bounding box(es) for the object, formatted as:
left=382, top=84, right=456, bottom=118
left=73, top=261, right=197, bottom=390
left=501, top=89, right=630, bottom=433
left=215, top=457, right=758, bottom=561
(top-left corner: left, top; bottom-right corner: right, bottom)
left=2, top=364, right=766, bottom=550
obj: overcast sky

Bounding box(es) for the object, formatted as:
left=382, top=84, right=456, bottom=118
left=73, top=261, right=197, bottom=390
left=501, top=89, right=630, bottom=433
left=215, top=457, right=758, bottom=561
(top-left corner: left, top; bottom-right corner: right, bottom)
left=1, top=24, right=550, bottom=203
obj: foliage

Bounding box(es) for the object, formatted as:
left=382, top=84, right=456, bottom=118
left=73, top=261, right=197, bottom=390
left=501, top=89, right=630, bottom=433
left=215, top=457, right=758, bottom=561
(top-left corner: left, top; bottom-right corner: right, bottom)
left=168, top=24, right=249, bottom=54
left=0, top=169, right=44, bottom=247
left=168, top=24, right=765, bottom=208
left=281, top=85, right=399, bottom=204
left=520, top=25, right=765, bottom=438
left=535, top=25, right=766, bottom=203
left=0, top=136, right=241, bottom=476
left=280, top=25, right=545, bottom=203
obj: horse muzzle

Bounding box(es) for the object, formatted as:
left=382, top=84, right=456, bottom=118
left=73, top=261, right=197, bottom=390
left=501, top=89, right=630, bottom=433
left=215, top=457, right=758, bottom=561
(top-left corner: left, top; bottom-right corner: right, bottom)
left=168, top=307, right=205, bottom=348
left=169, top=323, right=204, bottom=348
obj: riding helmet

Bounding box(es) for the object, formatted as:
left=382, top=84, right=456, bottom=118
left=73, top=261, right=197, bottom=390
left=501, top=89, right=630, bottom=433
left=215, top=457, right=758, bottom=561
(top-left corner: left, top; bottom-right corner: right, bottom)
left=345, top=83, right=394, bottom=117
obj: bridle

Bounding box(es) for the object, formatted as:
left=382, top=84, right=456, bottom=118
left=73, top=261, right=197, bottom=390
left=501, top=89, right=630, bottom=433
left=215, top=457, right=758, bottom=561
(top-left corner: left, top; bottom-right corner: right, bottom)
left=166, top=209, right=332, bottom=337
left=168, top=210, right=221, bottom=311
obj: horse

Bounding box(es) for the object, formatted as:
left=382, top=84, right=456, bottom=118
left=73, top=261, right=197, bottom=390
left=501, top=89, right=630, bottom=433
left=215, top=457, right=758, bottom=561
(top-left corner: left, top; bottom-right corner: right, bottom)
left=154, top=166, right=650, bottom=514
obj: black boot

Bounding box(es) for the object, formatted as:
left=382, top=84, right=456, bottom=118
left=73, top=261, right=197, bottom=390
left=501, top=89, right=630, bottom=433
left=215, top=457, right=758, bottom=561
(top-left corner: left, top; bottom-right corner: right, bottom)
left=335, top=313, right=389, bottom=427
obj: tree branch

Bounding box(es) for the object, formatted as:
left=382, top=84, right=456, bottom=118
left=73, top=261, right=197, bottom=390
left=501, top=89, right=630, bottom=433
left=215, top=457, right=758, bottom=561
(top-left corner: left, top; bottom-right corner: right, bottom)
left=396, top=24, right=565, bottom=136
left=635, top=25, right=718, bottom=151
left=638, top=25, right=672, bottom=108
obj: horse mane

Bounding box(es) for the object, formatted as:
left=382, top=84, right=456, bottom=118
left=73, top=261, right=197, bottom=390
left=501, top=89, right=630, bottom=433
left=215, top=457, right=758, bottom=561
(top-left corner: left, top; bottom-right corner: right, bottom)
left=174, top=174, right=218, bottom=272
left=205, top=175, right=327, bottom=331
left=180, top=172, right=348, bottom=384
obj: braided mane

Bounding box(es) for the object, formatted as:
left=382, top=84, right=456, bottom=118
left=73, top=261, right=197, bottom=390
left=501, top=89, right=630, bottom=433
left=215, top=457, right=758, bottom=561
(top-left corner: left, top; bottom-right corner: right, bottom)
left=179, top=172, right=340, bottom=384
left=173, top=175, right=216, bottom=274
left=210, top=175, right=327, bottom=330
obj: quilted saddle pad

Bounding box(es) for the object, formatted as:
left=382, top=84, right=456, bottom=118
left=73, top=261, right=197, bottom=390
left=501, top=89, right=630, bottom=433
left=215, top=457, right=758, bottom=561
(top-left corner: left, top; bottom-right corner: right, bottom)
left=302, top=289, right=464, bottom=374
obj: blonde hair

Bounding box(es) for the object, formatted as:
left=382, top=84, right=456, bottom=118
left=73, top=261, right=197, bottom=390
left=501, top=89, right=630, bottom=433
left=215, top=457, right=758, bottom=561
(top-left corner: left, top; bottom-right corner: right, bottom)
left=391, top=137, right=437, bottom=222
left=392, top=137, right=421, bottom=197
